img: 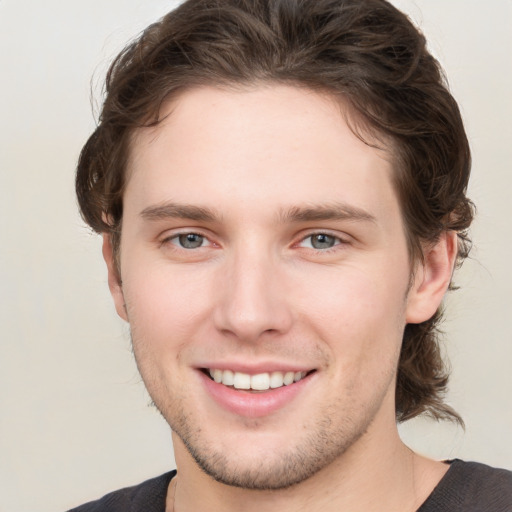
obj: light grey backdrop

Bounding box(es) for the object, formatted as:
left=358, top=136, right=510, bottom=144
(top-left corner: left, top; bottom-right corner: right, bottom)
left=1, top=1, right=511, bottom=511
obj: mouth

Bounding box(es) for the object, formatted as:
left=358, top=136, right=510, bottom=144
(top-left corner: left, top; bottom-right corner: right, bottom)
left=199, top=366, right=317, bottom=417
left=202, top=368, right=315, bottom=392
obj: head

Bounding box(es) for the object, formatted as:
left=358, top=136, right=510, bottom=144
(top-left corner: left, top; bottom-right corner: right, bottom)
left=76, top=0, right=473, bottom=487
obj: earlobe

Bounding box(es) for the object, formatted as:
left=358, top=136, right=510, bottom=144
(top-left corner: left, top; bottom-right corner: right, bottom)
left=405, top=231, right=458, bottom=324
left=102, top=233, right=128, bottom=322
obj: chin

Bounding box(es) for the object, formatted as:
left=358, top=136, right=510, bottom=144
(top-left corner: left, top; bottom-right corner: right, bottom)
left=182, top=432, right=339, bottom=490
left=167, top=402, right=373, bottom=491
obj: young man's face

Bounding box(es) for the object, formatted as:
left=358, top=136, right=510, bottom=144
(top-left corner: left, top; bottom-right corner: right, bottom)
left=105, top=85, right=450, bottom=489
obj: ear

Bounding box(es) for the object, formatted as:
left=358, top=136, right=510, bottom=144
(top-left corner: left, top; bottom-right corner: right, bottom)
left=102, top=233, right=128, bottom=322
left=405, top=231, right=458, bottom=324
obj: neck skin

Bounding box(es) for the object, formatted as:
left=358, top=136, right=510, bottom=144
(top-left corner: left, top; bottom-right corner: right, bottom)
left=166, top=389, right=449, bottom=512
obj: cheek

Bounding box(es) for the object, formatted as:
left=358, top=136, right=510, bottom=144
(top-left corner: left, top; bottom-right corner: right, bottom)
left=120, top=269, right=200, bottom=397
left=121, top=260, right=217, bottom=345
left=297, top=263, right=408, bottom=368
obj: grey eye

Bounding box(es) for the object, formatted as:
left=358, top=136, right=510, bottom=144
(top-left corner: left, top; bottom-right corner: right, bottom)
left=310, top=233, right=337, bottom=249
left=178, top=233, right=204, bottom=249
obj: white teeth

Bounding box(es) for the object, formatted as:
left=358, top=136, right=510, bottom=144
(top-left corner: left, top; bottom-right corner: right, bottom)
left=251, top=373, right=270, bottom=391
left=208, top=369, right=309, bottom=390
left=222, top=369, right=234, bottom=386
left=233, top=372, right=251, bottom=390
left=269, top=371, right=284, bottom=388
left=283, top=371, right=295, bottom=385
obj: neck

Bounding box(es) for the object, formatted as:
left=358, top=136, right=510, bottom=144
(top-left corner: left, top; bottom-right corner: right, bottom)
left=167, top=417, right=448, bottom=512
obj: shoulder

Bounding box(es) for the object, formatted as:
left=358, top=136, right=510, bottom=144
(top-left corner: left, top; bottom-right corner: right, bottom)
left=420, top=460, right=512, bottom=511
left=66, top=471, right=176, bottom=512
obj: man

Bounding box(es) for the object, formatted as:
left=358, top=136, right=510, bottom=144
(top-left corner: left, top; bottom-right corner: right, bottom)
left=69, top=0, right=512, bottom=510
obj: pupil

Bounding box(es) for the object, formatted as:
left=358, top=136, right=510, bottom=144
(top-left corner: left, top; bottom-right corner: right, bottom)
left=179, top=233, right=203, bottom=248
left=312, top=234, right=335, bottom=249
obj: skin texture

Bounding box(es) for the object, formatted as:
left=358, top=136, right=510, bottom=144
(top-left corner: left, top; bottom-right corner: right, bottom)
left=103, top=85, right=457, bottom=511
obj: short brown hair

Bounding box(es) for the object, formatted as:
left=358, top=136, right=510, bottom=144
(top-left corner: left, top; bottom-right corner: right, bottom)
left=76, top=0, right=474, bottom=423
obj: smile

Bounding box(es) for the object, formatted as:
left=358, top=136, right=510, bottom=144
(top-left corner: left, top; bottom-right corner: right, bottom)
left=207, top=369, right=309, bottom=391
left=200, top=366, right=317, bottom=417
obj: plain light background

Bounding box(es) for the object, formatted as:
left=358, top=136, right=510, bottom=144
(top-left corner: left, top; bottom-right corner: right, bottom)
left=0, top=1, right=511, bottom=511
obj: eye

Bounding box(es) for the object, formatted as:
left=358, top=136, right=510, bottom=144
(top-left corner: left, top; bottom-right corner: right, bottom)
left=299, top=233, right=341, bottom=250
left=171, top=233, right=207, bottom=249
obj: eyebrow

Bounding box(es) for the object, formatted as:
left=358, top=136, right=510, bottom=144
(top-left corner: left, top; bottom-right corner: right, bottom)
left=278, top=203, right=377, bottom=224
left=140, top=202, right=219, bottom=222
left=139, top=201, right=376, bottom=225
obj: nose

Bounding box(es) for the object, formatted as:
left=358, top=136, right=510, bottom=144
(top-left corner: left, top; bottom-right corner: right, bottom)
left=213, top=249, right=293, bottom=342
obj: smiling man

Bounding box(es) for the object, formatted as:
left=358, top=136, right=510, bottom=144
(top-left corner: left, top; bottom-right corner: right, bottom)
left=70, top=0, right=512, bottom=511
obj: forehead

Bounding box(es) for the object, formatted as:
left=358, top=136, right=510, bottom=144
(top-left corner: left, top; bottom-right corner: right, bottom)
left=125, top=85, right=399, bottom=225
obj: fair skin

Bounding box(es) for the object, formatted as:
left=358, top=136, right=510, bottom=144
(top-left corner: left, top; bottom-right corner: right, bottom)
left=103, top=85, right=457, bottom=511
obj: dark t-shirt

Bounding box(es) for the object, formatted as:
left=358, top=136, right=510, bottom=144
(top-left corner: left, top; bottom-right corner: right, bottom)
left=67, top=471, right=175, bottom=512
left=67, top=460, right=512, bottom=512
left=418, top=460, right=512, bottom=511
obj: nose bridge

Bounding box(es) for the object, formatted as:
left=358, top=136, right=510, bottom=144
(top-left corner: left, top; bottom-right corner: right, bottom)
left=214, top=241, right=292, bottom=341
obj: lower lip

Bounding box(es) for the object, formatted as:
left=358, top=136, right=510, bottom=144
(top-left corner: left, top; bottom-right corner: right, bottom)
left=199, top=371, right=313, bottom=418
